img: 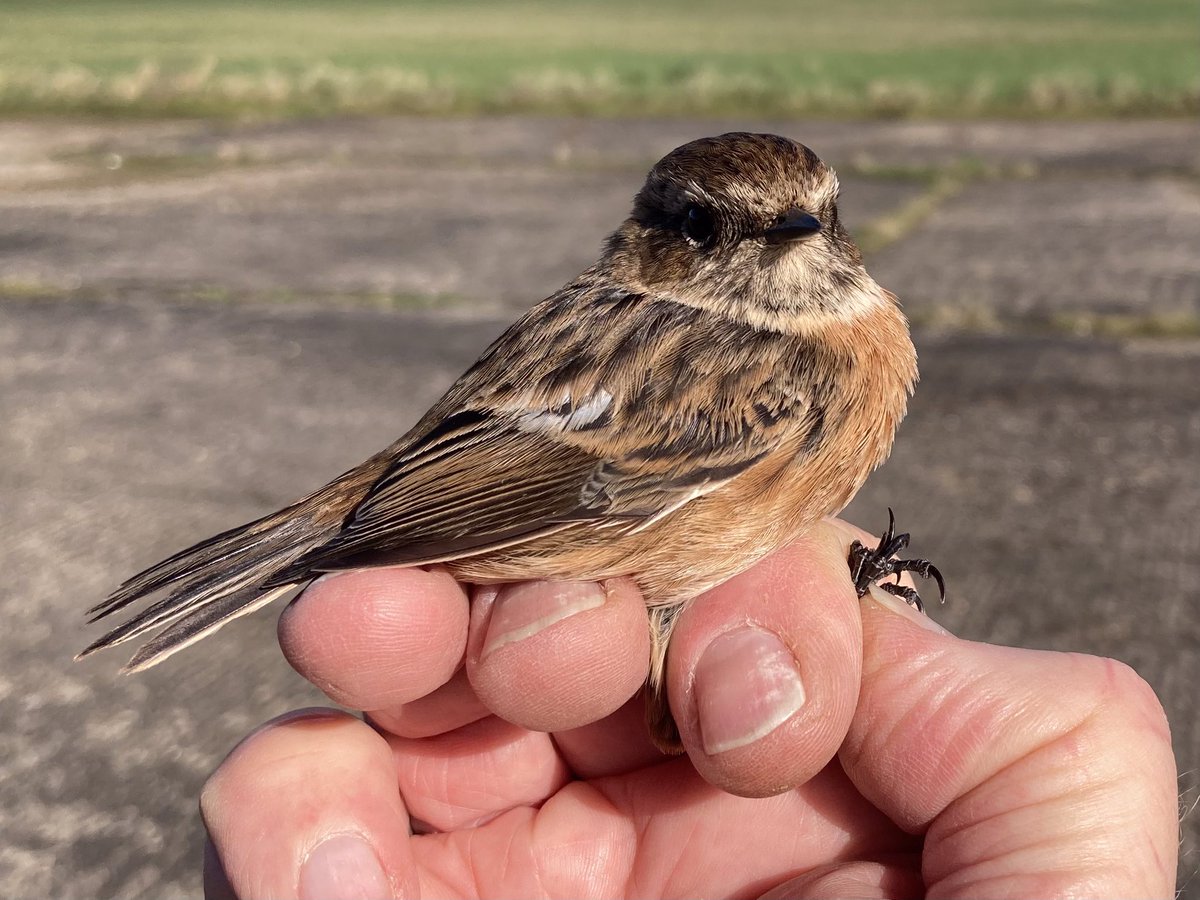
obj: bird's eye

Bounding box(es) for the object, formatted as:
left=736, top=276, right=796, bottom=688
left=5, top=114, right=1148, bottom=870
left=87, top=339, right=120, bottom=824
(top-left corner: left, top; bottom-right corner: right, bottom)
left=681, top=205, right=716, bottom=247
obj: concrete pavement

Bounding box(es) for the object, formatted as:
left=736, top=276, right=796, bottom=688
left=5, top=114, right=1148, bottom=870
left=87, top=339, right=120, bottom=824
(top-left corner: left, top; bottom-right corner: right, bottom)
left=2, top=116, right=1198, bottom=897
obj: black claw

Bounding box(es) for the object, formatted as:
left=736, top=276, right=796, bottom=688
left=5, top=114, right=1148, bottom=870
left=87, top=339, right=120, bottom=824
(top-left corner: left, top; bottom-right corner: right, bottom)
left=872, top=508, right=910, bottom=560
left=847, top=509, right=946, bottom=611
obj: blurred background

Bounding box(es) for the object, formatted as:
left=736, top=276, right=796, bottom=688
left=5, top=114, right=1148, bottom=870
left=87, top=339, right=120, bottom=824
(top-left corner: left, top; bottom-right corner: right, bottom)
left=1, top=1, right=1198, bottom=896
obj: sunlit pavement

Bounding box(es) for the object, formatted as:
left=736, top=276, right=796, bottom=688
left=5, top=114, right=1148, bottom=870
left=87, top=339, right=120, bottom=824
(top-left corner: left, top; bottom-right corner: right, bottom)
left=2, top=117, right=1197, bottom=897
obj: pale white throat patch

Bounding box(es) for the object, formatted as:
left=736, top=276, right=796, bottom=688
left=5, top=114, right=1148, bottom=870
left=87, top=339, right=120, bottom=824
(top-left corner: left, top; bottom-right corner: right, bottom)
left=662, top=264, right=888, bottom=335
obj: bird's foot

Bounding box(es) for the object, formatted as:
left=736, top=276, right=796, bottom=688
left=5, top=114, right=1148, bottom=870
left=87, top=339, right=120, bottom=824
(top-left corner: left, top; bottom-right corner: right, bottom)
left=848, top=508, right=945, bottom=614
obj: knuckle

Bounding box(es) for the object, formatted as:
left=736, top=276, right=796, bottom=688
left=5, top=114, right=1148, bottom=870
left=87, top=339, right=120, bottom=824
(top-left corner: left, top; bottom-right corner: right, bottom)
left=1087, top=656, right=1170, bottom=741
left=198, top=708, right=353, bottom=825
left=198, top=767, right=229, bottom=829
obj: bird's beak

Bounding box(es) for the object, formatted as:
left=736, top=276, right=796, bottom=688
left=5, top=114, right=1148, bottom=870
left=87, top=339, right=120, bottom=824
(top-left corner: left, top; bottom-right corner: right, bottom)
left=762, top=209, right=822, bottom=245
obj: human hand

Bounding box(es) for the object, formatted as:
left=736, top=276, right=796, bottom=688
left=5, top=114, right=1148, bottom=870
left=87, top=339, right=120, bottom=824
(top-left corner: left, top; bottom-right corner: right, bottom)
left=200, top=520, right=1177, bottom=898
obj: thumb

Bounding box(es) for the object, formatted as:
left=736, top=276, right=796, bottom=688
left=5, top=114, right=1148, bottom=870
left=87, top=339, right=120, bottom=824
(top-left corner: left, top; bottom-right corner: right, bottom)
left=839, top=578, right=1176, bottom=898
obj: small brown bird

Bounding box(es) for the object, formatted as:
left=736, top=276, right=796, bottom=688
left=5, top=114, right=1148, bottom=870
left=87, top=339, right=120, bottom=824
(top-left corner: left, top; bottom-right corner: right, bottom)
left=79, top=133, right=940, bottom=751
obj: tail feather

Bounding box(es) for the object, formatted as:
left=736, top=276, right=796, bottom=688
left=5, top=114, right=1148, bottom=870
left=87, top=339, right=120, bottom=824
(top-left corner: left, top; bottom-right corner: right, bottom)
left=79, top=506, right=335, bottom=668
left=121, top=583, right=297, bottom=673
left=78, top=542, right=305, bottom=657
left=81, top=451, right=393, bottom=670
left=86, top=514, right=310, bottom=621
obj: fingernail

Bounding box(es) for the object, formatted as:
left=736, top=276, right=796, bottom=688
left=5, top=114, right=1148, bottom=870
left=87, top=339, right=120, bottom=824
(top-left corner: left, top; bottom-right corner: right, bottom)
left=695, top=626, right=807, bottom=755
left=865, top=583, right=950, bottom=635
left=482, top=580, right=606, bottom=658
left=299, top=833, right=392, bottom=900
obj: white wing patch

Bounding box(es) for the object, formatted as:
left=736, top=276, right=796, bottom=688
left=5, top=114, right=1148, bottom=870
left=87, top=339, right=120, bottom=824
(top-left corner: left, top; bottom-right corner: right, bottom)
left=517, top=387, right=613, bottom=434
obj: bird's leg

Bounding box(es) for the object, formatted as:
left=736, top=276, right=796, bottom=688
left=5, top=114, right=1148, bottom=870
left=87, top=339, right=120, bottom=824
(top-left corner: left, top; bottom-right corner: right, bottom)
left=848, top=508, right=946, bottom=614
left=644, top=603, right=685, bottom=754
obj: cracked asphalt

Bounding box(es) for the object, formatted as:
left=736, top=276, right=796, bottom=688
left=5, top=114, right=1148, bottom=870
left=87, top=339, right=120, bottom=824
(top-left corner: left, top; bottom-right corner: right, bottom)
left=2, top=116, right=1199, bottom=897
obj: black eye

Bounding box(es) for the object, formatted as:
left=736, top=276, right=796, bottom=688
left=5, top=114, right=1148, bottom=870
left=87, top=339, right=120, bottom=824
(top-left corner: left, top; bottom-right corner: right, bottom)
left=681, top=205, right=716, bottom=247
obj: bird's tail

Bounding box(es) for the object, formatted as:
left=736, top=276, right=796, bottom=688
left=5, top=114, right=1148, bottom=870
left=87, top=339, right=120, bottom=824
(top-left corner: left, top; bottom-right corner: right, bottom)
left=77, top=471, right=372, bottom=672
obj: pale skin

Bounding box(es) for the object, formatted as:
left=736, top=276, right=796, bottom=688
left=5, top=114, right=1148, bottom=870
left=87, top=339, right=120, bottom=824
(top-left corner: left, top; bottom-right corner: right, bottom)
left=200, top=519, right=1178, bottom=899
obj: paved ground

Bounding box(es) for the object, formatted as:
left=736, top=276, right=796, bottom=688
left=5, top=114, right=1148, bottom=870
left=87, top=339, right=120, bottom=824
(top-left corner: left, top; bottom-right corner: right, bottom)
left=2, top=117, right=1199, bottom=897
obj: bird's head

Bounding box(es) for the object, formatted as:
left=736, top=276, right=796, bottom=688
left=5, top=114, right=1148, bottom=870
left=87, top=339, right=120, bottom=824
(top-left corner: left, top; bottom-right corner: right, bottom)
left=606, top=132, right=879, bottom=331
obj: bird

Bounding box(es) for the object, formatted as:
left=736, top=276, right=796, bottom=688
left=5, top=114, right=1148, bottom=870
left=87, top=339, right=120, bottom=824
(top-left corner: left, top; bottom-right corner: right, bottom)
left=79, top=132, right=941, bottom=752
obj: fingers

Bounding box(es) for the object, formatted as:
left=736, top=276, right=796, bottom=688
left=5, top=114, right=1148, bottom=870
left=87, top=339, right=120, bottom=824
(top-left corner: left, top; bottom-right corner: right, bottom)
left=278, top=567, right=469, bottom=710
left=839, top=576, right=1178, bottom=898
left=368, top=667, right=489, bottom=738
left=666, top=521, right=864, bottom=796
left=386, top=716, right=570, bottom=833
left=282, top=568, right=651, bottom=737
left=203, top=720, right=912, bottom=900
left=410, top=756, right=910, bottom=899
left=203, top=710, right=584, bottom=899
left=201, top=709, right=415, bottom=900
left=550, top=694, right=665, bottom=779
left=464, top=577, right=650, bottom=732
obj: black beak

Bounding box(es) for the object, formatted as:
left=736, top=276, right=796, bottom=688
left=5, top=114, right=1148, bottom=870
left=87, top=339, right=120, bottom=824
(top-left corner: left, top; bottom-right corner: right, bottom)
left=763, top=209, right=822, bottom=244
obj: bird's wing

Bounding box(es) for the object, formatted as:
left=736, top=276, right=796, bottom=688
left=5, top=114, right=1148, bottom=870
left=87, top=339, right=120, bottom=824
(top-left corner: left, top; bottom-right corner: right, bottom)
left=269, top=291, right=825, bottom=581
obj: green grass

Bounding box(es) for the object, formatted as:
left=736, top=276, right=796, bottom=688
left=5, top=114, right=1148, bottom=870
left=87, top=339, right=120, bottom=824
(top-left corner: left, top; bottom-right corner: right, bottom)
left=0, top=0, right=1197, bottom=119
